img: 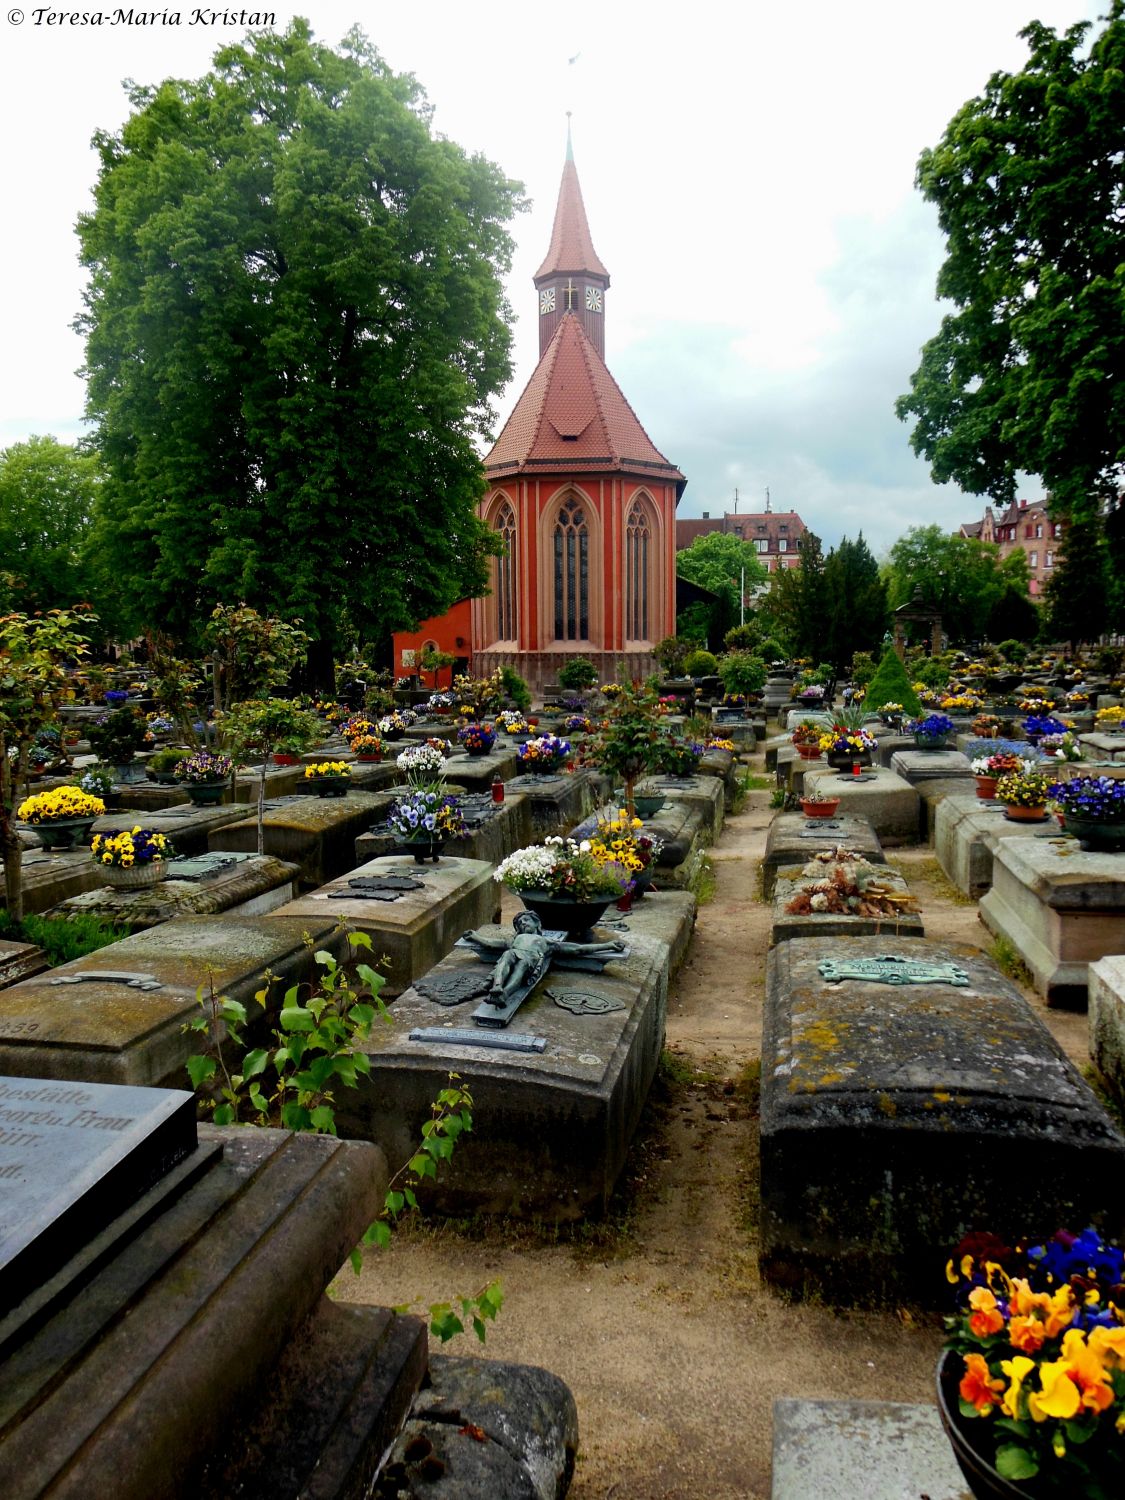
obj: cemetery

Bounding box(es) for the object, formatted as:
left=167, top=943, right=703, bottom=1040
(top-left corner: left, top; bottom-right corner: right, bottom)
left=3, top=9, right=1125, bottom=1495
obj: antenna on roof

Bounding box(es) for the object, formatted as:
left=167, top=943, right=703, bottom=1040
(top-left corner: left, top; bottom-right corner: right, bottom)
left=733, top=487, right=739, bottom=514
left=765, top=486, right=771, bottom=513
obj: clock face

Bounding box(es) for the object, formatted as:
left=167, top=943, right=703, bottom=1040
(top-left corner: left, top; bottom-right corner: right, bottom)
left=585, top=285, right=603, bottom=313
left=540, top=287, right=556, bottom=315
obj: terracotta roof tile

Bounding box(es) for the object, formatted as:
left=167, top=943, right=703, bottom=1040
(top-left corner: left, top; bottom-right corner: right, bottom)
left=485, top=315, right=683, bottom=485
left=534, top=158, right=610, bottom=282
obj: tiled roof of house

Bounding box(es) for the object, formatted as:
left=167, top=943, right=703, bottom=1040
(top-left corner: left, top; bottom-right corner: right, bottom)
left=534, top=156, right=610, bottom=282
left=485, top=314, right=684, bottom=486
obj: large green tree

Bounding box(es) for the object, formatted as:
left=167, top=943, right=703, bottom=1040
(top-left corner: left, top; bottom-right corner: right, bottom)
left=77, top=20, right=524, bottom=682
left=763, top=531, right=827, bottom=659
left=0, top=437, right=100, bottom=613
left=821, top=534, right=888, bottom=675
left=896, top=8, right=1125, bottom=549
left=675, top=532, right=768, bottom=612
left=884, top=525, right=1030, bottom=644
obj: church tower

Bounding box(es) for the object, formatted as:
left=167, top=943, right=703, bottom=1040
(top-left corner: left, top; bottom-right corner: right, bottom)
left=470, top=132, right=686, bottom=691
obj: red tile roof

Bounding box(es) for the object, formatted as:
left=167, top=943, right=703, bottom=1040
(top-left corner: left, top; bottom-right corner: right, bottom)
left=534, top=158, right=610, bottom=281
left=485, top=315, right=684, bottom=487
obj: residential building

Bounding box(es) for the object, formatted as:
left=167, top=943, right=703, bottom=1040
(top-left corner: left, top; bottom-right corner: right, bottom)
left=959, top=498, right=1063, bottom=598
left=676, top=506, right=805, bottom=572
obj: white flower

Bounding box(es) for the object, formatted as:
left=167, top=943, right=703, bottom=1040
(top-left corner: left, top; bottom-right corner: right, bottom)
left=579, top=840, right=591, bottom=852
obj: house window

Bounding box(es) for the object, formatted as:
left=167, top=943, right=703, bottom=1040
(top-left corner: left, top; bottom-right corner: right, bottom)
left=778, top=538, right=788, bottom=552
left=1046, top=551, right=1054, bottom=567
left=625, top=502, right=651, bottom=641
left=1030, top=551, right=1038, bottom=568
left=756, top=538, right=768, bottom=554
left=554, top=496, right=589, bottom=641
left=757, top=524, right=766, bottom=534
left=1035, top=524, right=1043, bottom=538
left=494, top=500, right=517, bottom=641
left=779, top=524, right=788, bottom=533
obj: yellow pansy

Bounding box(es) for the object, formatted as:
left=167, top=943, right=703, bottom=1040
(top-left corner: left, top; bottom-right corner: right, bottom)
left=1000, top=1355, right=1036, bottom=1420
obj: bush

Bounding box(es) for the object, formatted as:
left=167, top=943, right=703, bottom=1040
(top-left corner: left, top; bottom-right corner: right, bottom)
left=997, top=638, right=1029, bottom=665
left=682, top=649, right=718, bottom=678
left=558, top=657, right=598, bottom=691
left=149, top=747, right=191, bottom=773
left=913, top=656, right=952, bottom=689
left=718, top=651, right=767, bottom=697
left=863, top=643, right=922, bottom=717
left=755, top=636, right=787, bottom=663
left=850, top=651, right=876, bottom=688
left=87, top=707, right=148, bottom=764
left=654, top=636, right=693, bottom=675
left=499, top=666, right=531, bottom=714
left=723, top=623, right=758, bottom=652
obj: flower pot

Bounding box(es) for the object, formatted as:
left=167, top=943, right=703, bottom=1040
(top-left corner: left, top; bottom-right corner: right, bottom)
left=795, top=744, right=822, bottom=760
left=146, top=770, right=180, bottom=785
left=397, top=836, right=445, bottom=865
left=633, top=793, right=667, bottom=820
left=464, top=746, right=493, bottom=758
left=801, top=799, right=840, bottom=819
left=99, top=860, right=169, bottom=890
left=184, top=780, right=226, bottom=806
left=272, top=753, right=301, bottom=767
left=913, top=734, right=950, bottom=752
left=975, top=775, right=999, bottom=800
left=32, top=817, right=98, bottom=851
left=312, top=780, right=349, bottom=798
left=1002, top=802, right=1047, bottom=822
left=114, top=761, right=146, bottom=785
left=826, top=750, right=871, bottom=770
left=356, top=753, right=383, bottom=763
left=1061, top=814, right=1125, bottom=852
left=516, top=891, right=615, bottom=943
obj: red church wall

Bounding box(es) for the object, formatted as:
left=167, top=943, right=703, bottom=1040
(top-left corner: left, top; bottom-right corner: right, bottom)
left=392, top=599, right=472, bottom=688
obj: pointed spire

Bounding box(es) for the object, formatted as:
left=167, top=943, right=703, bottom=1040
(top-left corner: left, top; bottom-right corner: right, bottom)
left=534, top=128, right=609, bottom=282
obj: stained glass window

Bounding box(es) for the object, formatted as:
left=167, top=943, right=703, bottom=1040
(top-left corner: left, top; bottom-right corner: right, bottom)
left=626, top=503, right=651, bottom=640
left=554, top=497, right=589, bottom=641
left=495, top=501, right=517, bottom=640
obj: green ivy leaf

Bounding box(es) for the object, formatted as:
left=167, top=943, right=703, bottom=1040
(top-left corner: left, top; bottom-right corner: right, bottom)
left=242, top=1048, right=268, bottom=1078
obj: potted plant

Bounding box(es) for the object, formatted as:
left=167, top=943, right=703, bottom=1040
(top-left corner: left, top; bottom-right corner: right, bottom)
left=87, top=707, right=149, bottom=782
left=387, top=786, right=467, bottom=863
left=76, top=764, right=120, bottom=810
left=970, top=751, right=1025, bottom=801
left=457, top=722, right=497, bottom=757
left=589, top=812, right=664, bottom=903
left=938, top=1227, right=1125, bottom=1499
left=909, top=712, right=956, bottom=751
left=655, top=737, right=704, bottom=778
left=377, top=711, right=411, bottom=742
left=173, top=749, right=234, bottom=806
left=303, top=761, right=352, bottom=798
left=396, top=742, right=450, bottom=781
left=972, top=713, right=1002, bottom=739
left=818, top=724, right=878, bottom=770
left=799, top=788, right=841, bottom=819
left=562, top=713, right=594, bottom=735
left=496, top=710, right=531, bottom=742
left=17, top=786, right=105, bottom=850
left=494, top=836, right=631, bottom=940
left=147, top=747, right=192, bottom=784
left=1023, top=715, right=1069, bottom=747
left=557, top=656, right=599, bottom=692
left=791, top=720, right=825, bottom=760
left=516, top=734, right=572, bottom=777
left=1050, top=774, right=1125, bottom=852
left=349, top=733, right=385, bottom=763
left=590, top=684, right=665, bottom=818
left=90, top=826, right=173, bottom=889
left=718, top=650, right=767, bottom=702
left=994, top=767, right=1055, bottom=822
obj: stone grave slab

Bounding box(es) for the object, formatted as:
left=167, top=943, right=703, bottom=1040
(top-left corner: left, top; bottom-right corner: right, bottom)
left=438, top=746, right=520, bottom=791
left=354, top=791, right=533, bottom=870
left=507, top=768, right=602, bottom=838
left=93, top=802, right=251, bottom=858
left=770, top=1398, right=971, bottom=1500
left=760, top=936, right=1125, bottom=1302
left=0, top=914, right=344, bottom=1089
left=783, top=709, right=833, bottom=732
left=335, top=897, right=693, bottom=1220
left=570, top=799, right=711, bottom=888
left=771, top=863, right=923, bottom=945
left=646, top=772, right=725, bottom=839
left=763, top=734, right=790, bottom=773
left=872, top=733, right=914, bottom=767
left=208, top=790, right=395, bottom=887
left=707, top=714, right=760, bottom=747
left=934, top=794, right=1064, bottom=899
left=1090, top=955, right=1125, bottom=1116
left=0, top=1075, right=197, bottom=1308
left=0, top=940, right=47, bottom=991
left=110, top=781, right=191, bottom=811
left=697, top=746, right=738, bottom=809
left=3, top=848, right=107, bottom=916
left=762, top=813, right=885, bottom=900
left=48, top=853, right=300, bottom=932
left=916, top=777, right=984, bottom=844
left=1079, top=732, right=1125, bottom=762
left=266, top=855, right=500, bottom=998
left=889, top=748, right=973, bottom=786
left=801, top=765, right=920, bottom=847
left=980, top=839, right=1125, bottom=1008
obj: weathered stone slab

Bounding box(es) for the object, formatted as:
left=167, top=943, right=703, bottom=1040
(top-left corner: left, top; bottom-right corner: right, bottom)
left=762, top=813, right=885, bottom=901
left=646, top=772, right=725, bottom=838
left=872, top=733, right=914, bottom=767
left=1079, top=732, right=1125, bottom=761
left=801, top=766, right=921, bottom=847
left=48, top=853, right=300, bottom=932
left=506, top=769, right=602, bottom=838
left=771, top=863, right=923, bottom=945
left=761, top=935, right=1125, bottom=1301
left=935, top=794, right=1064, bottom=898
left=267, top=856, right=500, bottom=998
left=764, top=734, right=790, bottom=773
left=336, top=896, right=694, bottom=1219
left=3, top=848, right=107, bottom=916
left=1090, top=955, right=1125, bottom=1116
left=570, top=799, right=711, bottom=888
left=980, top=840, right=1125, bottom=1008
left=0, top=1075, right=197, bottom=1308
left=94, top=802, right=251, bottom=858
left=355, top=791, right=534, bottom=871
left=917, top=777, right=983, bottom=844
left=0, top=940, right=48, bottom=990
left=783, top=709, right=833, bottom=732
left=0, top=914, right=344, bottom=1089
left=697, top=746, right=739, bottom=809
left=438, top=747, right=520, bottom=791
left=889, top=749, right=972, bottom=785
left=208, top=791, right=395, bottom=887
left=771, top=1398, right=971, bottom=1500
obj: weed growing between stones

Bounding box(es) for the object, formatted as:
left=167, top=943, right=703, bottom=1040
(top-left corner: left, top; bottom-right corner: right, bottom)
left=0, top=908, right=129, bottom=965
left=184, top=928, right=502, bottom=1343
left=989, top=934, right=1034, bottom=989
left=693, top=854, right=717, bottom=904
left=1083, top=1064, right=1125, bottom=1133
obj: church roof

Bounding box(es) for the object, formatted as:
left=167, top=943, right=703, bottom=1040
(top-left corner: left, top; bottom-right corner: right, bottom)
left=484, top=314, right=685, bottom=488
left=534, top=153, right=610, bottom=282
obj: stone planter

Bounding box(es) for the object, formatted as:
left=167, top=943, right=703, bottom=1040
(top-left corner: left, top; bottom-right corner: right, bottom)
left=30, top=817, right=98, bottom=851
left=1062, top=814, right=1125, bottom=852
left=183, top=780, right=226, bottom=806
left=633, top=792, right=667, bottom=819
left=516, top=891, right=615, bottom=942
left=311, top=779, right=350, bottom=798
left=99, top=859, right=169, bottom=890
left=826, top=750, right=872, bottom=771
left=913, top=734, right=951, bottom=752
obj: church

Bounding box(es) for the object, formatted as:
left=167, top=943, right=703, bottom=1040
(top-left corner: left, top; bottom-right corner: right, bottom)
left=394, top=133, right=686, bottom=692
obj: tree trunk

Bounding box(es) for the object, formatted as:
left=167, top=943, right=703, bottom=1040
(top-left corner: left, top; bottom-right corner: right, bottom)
left=0, top=746, right=24, bottom=923
left=256, top=762, right=267, bottom=857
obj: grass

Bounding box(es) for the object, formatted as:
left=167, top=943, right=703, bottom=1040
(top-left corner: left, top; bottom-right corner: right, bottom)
left=887, top=855, right=975, bottom=907
left=692, top=855, right=717, bottom=904
left=989, top=934, right=1034, bottom=989
left=1083, top=1064, right=1125, bottom=1133
left=0, top=909, right=129, bottom=966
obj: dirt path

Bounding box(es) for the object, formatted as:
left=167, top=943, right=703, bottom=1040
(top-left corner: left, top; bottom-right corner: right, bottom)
left=345, top=763, right=1090, bottom=1499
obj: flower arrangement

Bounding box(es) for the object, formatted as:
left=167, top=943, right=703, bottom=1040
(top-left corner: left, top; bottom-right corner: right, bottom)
left=1025, top=715, right=1069, bottom=740
left=972, top=713, right=1003, bottom=738
left=396, top=743, right=448, bottom=779
left=1065, top=690, right=1090, bottom=706
left=377, top=712, right=411, bottom=736
left=388, top=788, right=467, bottom=843
left=791, top=720, right=825, bottom=747
left=656, top=738, right=704, bottom=776
left=940, top=693, right=985, bottom=712
left=87, top=707, right=149, bottom=765
left=341, top=715, right=378, bottom=745
left=796, top=684, right=826, bottom=703
left=145, top=714, right=176, bottom=736
left=494, top=837, right=630, bottom=902
left=496, top=711, right=529, bottom=734
left=818, top=726, right=878, bottom=756
left=350, top=734, right=385, bottom=758
left=458, top=722, right=497, bottom=754
left=600, top=682, right=624, bottom=698
left=90, top=826, right=171, bottom=867
left=77, top=765, right=116, bottom=799
left=17, top=787, right=105, bottom=823
left=589, top=813, right=665, bottom=878
left=563, top=714, right=594, bottom=734
left=1019, top=696, right=1056, bottom=713
left=517, top=734, right=571, bottom=774
left=1095, top=706, right=1125, bottom=726
left=783, top=853, right=920, bottom=918
left=424, top=736, right=453, bottom=755
left=909, top=713, right=955, bottom=740
left=303, top=761, right=351, bottom=782
left=427, top=692, right=454, bottom=713
left=1050, top=775, right=1125, bottom=823
left=877, top=701, right=905, bottom=717
left=944, top=1226, right=1125, bottom=1493
left=705, top=737, right=736, bottom=753
left=1040, top=732, right=1084, bottom=762
left=173, top=750, right=233, bottom=784
left=970, top=751, right=1030, bottom=777
left=995, top=768, right=1056, bottom=808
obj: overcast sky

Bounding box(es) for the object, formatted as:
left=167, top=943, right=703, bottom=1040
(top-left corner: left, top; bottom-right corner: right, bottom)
left=0, top=0, right=1104, bottom=556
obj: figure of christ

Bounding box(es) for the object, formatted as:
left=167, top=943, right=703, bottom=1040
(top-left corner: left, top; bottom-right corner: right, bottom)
left=480, top=910, right=626, bottom=1007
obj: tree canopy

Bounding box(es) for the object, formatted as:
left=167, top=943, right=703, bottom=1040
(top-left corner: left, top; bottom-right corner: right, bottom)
left=77, top=20, right=525, bottom=680
left=883, top=525, right=1030, bottom=644
left=0, top=437, right=100, bottom=614
left=896, top=7, right=1125, bottom=533
left=821, top=535, right=887, bottom=675
left=675, top=532, right=768, bottom=611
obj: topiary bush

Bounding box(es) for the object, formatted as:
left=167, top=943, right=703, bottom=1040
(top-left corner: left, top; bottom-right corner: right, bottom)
left=500, top=665, right=532, bottom=714
left=722, top=623, right=758, bottom=652
left=718, top=651, right=767, bottom=697
left=863, top=643, right=923, bottom=717
left=682, top=649, right=718, bottom=678
left=997, top=638, right=1029, bottom=665
left=654, top=636, right=692, bottom=675
left=558, top=657, right=598, bottom=691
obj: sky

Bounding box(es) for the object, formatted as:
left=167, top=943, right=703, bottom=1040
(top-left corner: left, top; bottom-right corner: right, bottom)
left=0, top=0, right=1106, bottom=558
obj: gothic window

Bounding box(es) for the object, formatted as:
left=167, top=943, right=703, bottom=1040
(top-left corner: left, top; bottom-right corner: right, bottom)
left=625, top=502, right=651, bottom=640
left=553, top=496, right=589, bottom=641
left=494, top=500, right=517, bottom=641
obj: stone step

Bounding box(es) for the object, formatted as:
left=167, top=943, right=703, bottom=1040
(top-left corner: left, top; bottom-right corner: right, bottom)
left=771, top=1398, right=970, bottom=1500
